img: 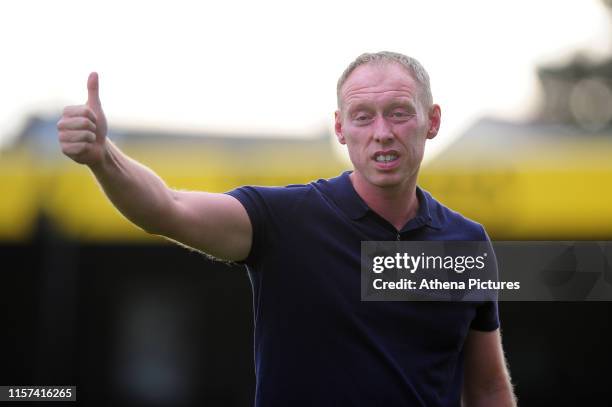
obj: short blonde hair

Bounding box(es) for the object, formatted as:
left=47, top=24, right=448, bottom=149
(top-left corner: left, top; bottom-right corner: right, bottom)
left=337, top=51, right=433, bottom=108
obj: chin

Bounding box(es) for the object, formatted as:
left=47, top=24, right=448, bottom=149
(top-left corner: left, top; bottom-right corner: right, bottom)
left=369, top=172, right=406, bottom=188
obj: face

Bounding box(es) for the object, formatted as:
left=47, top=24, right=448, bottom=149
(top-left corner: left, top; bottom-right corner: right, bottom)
left=335, top=62, right=441, bottom=190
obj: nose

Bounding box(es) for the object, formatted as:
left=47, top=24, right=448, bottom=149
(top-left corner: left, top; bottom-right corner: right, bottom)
left=373, top=116, right=393, bottom=144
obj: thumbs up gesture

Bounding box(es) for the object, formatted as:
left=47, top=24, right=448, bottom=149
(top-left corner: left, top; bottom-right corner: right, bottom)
left=57, top=72, right=108, bottom=166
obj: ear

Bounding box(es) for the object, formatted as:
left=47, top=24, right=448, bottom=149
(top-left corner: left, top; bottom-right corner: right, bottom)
left=426, top=104, right=441, bottom=140
left=334, top=110, right=346, bottom=145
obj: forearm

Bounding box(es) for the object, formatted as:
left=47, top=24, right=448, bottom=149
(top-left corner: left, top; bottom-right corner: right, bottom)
left=462, top=329, right=517, bottom=407
left=88, top=139, right=176, bottom=234
left=462, top=382, right=516, bottom=407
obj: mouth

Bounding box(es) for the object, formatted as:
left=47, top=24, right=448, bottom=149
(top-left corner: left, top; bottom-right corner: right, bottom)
left=374, top=154, right=398, bottom=163
left=373, top=150, right=399, bottom=162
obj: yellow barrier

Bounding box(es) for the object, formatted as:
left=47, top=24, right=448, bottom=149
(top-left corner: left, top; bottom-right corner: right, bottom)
left=2, top=125, right=612, bottom=241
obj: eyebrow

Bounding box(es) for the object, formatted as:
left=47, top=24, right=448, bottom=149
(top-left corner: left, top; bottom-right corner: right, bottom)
left=347, top=99, right=416, bottom=114
left=347, top=102, right=374, bottom=113
left=386, top=101, right=417, bottom=113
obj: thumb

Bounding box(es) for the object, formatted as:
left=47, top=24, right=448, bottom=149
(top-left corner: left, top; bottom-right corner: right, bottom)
left=87, top=72, right=102, bottom=110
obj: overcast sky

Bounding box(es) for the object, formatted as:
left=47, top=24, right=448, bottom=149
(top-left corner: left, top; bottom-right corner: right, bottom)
left=1, top=0, right=609, bottom=160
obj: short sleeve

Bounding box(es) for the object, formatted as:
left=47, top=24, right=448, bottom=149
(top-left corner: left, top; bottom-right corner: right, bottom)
left=225, top=186, right=268, bottom=267
left=470, top=300, right=500, bottom=331
left=225, top=184, right=310, bottom=268
left=469, top=226, right=500, bottom=331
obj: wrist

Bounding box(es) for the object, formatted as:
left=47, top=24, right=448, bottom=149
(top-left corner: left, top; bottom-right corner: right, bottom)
left=88, top=139, right=112, bottom=174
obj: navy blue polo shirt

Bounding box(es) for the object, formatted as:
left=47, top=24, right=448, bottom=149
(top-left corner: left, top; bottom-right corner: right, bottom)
left=226, top=171, right=499, bottom=407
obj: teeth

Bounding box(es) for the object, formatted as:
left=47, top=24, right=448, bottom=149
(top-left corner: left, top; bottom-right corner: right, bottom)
left=376, top=154, right=397, bottom=162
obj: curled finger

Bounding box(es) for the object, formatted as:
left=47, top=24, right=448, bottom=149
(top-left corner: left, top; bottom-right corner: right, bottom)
left=57, top=116, right=96, bottom=132
left=59, top=129, right=96, bottom=143
left=62, top=105, right=97, bottom=122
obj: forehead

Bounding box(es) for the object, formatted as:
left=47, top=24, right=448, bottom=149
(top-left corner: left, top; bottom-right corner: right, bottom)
left=340, top=62, right=419, bottom=108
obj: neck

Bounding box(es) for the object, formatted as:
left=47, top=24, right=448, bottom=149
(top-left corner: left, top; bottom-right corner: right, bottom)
left=350, top=171, right=419, bottom=231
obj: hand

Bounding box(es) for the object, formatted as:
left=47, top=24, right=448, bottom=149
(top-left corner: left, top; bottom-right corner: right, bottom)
left=57, top=72, right=108, bottom=166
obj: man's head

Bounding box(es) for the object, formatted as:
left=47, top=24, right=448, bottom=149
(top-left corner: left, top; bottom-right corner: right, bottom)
left=334, top=51, right=441, bottom=190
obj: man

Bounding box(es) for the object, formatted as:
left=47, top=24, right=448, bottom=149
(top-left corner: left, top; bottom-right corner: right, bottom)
left=57, top=51, right=516, bottom=406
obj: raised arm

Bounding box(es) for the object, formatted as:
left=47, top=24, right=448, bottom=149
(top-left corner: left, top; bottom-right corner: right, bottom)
left=57, top=73, right=252, bottom=261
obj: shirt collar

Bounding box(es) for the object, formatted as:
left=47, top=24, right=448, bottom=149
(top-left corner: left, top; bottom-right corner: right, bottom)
left=327, top=171, right=442, bottom=230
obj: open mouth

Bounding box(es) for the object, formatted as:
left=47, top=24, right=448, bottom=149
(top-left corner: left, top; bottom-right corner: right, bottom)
left=375, top=154, right=398, bottom=163
left=373, top=151, right=399, bottom=164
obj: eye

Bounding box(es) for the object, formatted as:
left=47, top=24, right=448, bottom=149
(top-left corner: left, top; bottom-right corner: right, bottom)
left=388, top=109, right=413, bottom=121
left=353, top=113, right=373, bottom=123
left=390, top=110, right=408, bottom=118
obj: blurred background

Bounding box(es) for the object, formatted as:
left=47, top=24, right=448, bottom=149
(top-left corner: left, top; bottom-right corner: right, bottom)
left=1, top=0, right=612, bottom=405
